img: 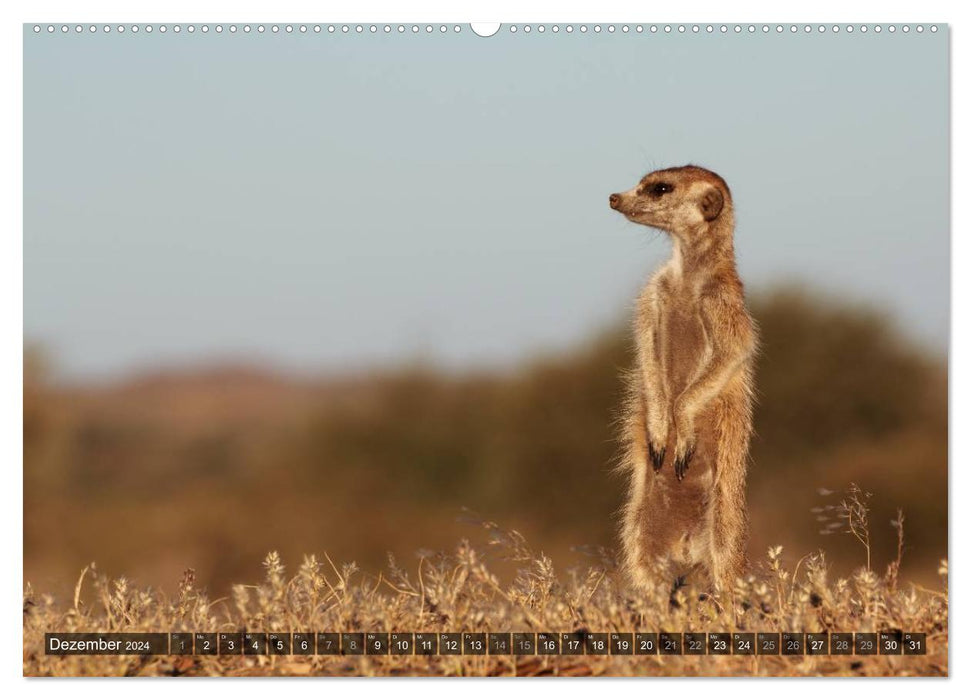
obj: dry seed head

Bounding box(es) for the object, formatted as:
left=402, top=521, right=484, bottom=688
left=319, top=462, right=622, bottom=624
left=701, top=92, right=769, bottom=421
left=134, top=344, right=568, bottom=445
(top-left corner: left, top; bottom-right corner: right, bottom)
left=232, top=584, right=250, bottom=619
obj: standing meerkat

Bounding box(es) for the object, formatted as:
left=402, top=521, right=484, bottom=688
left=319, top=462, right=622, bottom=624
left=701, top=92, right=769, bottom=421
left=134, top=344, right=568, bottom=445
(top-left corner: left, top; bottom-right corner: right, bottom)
left=608, top=165, right=757, bottom=593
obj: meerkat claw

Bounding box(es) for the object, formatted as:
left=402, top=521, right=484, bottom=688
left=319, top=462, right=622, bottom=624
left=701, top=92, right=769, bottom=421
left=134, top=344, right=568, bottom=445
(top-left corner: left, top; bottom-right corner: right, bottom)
left=673, top=446, right=695, bottom=481
left=648, top=443, right=666, bottom=471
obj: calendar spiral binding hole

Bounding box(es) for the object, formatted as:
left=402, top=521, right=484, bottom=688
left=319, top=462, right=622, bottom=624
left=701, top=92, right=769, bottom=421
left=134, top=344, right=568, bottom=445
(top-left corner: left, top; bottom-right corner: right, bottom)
left=32, top=23, right=940, bottom=35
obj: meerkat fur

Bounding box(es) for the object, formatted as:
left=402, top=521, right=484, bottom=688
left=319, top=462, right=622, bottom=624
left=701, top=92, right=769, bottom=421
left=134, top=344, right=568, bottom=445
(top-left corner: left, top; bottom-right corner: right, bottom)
left=609, top=165, right=757, bottom=593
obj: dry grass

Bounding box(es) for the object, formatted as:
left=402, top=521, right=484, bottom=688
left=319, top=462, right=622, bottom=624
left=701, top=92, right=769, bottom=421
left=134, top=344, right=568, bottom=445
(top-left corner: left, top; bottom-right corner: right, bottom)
left=23, top=515, right=947, bottom=677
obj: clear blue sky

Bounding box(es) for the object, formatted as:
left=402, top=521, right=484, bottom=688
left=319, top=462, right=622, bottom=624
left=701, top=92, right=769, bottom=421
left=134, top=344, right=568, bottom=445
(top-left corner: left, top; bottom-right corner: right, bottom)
left=24, top=26, right=949, bottom=381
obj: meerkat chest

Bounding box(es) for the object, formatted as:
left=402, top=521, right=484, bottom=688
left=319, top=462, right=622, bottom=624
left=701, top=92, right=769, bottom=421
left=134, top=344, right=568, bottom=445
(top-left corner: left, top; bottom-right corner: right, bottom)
left=656, top=290, right=710, bottom=392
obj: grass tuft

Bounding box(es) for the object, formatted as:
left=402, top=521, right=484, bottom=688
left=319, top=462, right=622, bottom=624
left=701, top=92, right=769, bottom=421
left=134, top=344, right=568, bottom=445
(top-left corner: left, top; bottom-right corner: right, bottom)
left=23, top=520, right=947, bottom=677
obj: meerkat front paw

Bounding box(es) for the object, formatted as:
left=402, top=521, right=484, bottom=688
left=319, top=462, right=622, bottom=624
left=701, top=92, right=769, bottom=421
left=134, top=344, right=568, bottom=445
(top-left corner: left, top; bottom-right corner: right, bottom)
left=672, top=403, right=696, bottom=481
left=673, top=443, right=695, bottom=481
left=647, top=442, right=666, bottom=472
left=645, top=414, right=669, bottom=472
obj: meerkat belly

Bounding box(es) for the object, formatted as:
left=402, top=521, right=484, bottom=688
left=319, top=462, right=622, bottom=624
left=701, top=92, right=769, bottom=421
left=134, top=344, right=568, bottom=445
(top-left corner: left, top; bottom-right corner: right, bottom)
left=660, top=303, right=719, bottom=489
left=649, top=476, right=713, bottom=558
left=650, top=303, right=719, bottom=566
left=661, top=305, right=709, bottom=398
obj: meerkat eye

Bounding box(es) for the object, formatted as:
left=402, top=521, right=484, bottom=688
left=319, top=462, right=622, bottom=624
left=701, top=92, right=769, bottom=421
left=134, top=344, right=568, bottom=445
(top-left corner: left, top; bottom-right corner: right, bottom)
left=650, top=182, right=674, bottom=196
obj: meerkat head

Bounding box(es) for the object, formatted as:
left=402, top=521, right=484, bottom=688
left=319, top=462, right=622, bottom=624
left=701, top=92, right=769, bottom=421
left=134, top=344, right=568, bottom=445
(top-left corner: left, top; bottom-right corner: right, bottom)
left=609, top=165, right=732, bottom=241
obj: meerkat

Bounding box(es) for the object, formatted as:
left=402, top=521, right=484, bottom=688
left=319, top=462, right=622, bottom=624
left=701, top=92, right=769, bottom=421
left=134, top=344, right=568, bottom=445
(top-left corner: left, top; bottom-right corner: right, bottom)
left=608, top=165, right=757, bottom=593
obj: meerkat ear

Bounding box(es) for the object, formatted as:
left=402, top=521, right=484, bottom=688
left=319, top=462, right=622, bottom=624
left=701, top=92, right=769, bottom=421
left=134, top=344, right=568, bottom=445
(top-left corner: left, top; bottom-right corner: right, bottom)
left=699, top=187, right=724, bottom=221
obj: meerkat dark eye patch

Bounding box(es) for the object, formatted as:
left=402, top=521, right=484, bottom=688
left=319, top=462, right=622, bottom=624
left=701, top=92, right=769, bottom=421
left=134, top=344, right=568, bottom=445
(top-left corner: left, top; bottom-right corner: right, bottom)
left=650, top=182, right=674, bottom=196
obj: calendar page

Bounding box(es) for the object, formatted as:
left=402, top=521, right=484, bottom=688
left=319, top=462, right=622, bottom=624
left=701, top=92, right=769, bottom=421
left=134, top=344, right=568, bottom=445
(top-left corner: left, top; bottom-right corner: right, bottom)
left=21, top=15, right=949, bottom=679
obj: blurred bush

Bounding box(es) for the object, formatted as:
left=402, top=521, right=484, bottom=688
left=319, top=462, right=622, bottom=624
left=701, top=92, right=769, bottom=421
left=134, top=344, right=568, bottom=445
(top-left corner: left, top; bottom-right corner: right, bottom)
left=23, top=287, right=947, bottom=596
left=753, top=288, right=940, bottom=457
